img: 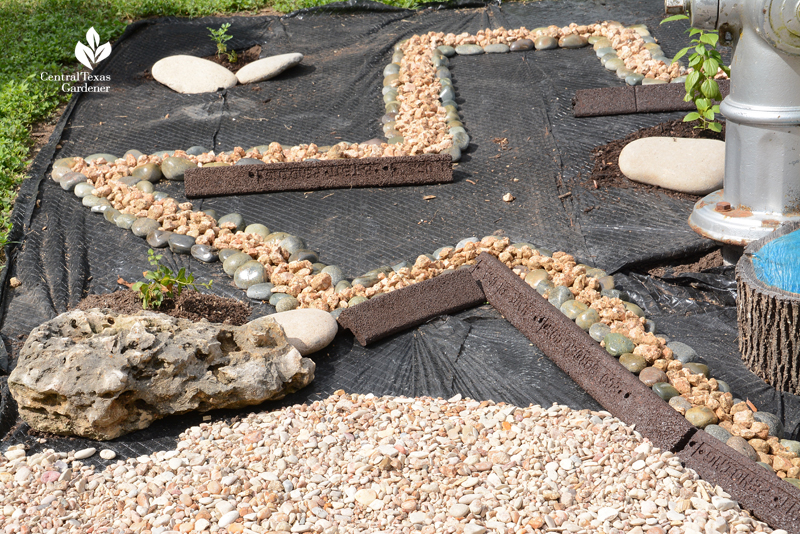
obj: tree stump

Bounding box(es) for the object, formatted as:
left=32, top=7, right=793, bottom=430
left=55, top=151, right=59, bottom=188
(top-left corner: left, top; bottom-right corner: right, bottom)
left=737, top=222, right=800, bottom=394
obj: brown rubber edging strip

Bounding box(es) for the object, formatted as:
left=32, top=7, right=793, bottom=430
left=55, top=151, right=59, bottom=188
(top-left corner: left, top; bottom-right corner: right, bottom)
left=573, top=79, right=730, bottom=117
left=470, top=252, right=800, bottom=530
left=184, top=154, right=453, bottom=198
left=680, top=429, right=800, bottom=531
left=470, top=253, right=695, bottom=453
left=333, top=251, right=800, bottom=529
left=336, top=268, right=485, bottom=346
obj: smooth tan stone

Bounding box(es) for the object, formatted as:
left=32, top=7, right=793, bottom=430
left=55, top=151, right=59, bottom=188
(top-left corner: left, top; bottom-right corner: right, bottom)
left=151, top=55, right=237, bottom=94
left=619, top=137, right=724, bottom=195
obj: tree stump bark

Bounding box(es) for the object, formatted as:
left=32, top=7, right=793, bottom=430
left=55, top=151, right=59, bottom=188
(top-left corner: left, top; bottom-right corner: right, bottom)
left=737, top=222, right=800, bottom=395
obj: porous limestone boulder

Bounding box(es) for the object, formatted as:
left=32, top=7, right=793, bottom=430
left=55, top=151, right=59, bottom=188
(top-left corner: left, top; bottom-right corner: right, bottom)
left=8, top=309, right=315, bottom=440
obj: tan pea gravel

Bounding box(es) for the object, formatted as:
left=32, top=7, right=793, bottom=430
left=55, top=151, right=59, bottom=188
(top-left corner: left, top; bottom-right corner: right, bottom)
left=0, top=393, right=786, bottom=534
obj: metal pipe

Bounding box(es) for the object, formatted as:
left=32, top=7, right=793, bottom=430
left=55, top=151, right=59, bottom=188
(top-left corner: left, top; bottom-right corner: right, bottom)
left=667, top=0, right=800, bottom=245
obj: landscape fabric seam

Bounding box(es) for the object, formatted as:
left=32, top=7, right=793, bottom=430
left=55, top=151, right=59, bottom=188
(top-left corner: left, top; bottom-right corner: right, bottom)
left=183, top=154, right=454, bottom=198
left=336, top=251, right=800, bottom=531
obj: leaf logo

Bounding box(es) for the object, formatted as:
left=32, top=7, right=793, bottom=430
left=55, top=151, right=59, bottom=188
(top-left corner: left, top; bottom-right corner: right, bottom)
left=75, top=27, right=111, bottom=70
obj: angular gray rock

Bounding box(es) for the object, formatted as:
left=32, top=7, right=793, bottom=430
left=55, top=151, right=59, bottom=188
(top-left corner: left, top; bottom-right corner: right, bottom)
left=8, top=309, right=315, bottom=440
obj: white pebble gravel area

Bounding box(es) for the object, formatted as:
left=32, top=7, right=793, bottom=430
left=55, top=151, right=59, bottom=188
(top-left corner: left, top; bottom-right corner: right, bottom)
left=0, top=393, right=786, bottom=534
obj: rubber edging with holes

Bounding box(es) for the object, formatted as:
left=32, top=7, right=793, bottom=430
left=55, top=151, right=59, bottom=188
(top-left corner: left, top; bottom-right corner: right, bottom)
left=470, top=252, right=695, bottom=453
left=679, top=429, right=800, bottom=530
left=337, top=268, right=486, bottom=345
left=184, top=154, right=453, bottom=199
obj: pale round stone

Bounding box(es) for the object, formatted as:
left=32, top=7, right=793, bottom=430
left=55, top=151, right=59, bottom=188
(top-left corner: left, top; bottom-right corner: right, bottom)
left=256, top=309, right=338, bottom=356
left=74, top=447, right=96, bottom=460
left=619, top=137, right=725, bottom=195
left=235, top=53, right=304, bottom=84
left=151, top=55, right=238, bottom=94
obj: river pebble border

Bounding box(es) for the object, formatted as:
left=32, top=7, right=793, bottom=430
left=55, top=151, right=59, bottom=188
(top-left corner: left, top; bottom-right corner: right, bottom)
left=36, top=19, right=791, bottom=524
left=0, top=393, right=789, bottom=534
left=45, top=156, right=800, bottom=491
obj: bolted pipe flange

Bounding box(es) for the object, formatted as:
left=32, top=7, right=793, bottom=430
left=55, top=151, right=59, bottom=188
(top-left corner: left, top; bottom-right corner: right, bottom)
left=759, top=0, right=800, bottom=55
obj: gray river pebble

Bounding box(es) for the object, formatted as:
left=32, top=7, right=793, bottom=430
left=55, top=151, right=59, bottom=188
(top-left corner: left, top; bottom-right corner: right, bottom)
left=168, top=233, right=196, bottom=254
left=218, top=213, right=245, bottom=232
left=190, top=244, right=218, bottom=263
left=223, top=252, right=253, bottom=276
left=247, top=282, right=275, bottom=300
left=234, top=260, right=268, bottom=289
left=131, top=218, right=160, bottom=238
left=146, top=229, right=172, bottom=248
left=114, top=213, right=136, bottom=230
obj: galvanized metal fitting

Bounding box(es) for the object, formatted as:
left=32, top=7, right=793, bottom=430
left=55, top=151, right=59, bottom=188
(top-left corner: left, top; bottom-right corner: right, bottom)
left=665, top=0, right=687, bottom=15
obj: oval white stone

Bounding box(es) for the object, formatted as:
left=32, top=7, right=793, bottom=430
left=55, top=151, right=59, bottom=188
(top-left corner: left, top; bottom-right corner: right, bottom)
left=151, top=55, right=238, bottom=94
left=235, top=53, right=303, bottom=84
left=354, top=488, right=377, bottom=506
left=261, top=309, right=338, bottom=355
left=618, top=137, right=724, bottom=195
left=218, top=510, right=239, bottom=527
left=74, top=447, right=96, bottom=460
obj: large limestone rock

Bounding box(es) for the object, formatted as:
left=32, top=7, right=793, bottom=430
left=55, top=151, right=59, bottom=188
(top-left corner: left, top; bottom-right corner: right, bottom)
left=8, top=309, right=315, bottom=440
left=618, top=137, right=725, bottom=195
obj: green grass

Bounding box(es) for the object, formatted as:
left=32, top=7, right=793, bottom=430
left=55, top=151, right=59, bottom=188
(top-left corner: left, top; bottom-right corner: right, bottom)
left=0, top=0, right=423, bottom=257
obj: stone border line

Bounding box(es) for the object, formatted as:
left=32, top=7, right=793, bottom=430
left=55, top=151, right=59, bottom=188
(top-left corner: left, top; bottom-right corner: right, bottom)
left=336, top=252, right=800, bottom=531
left=336, top=268, right=485, bottom=346
left=183, top=154, right=453, bottom=199
left=572, top=79, right=731, bottom=117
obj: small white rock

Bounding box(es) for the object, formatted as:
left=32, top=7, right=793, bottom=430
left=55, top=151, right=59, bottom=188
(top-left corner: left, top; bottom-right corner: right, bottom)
left=354, top=488, right=377, bottom=506
left=464, top=523, right=487, bottom=534
left=216, top=500, right=235, bottom=515
left=631, top=459, right=646, bottom=471
left=195, top=518, right=210, bottom=531
left=711, top=495, right=738, bottom=511
left=99, top=449, right=116, bottom=460
left=218, top=510, right=239, bottom=528
left=409, top=511, right=427, bottom=524
left=618, top=137, right=725, bottom=195
left=597, top=507, right=619, bottom=522
left=73, top=447, right=96, bottom=460
left=3, top=449, right=25, bottom=461
left=151, top=55, right=238, bottom=94
left=448, top=503, right=469, bottom=518
left=235, top=53, right=304, bottom=84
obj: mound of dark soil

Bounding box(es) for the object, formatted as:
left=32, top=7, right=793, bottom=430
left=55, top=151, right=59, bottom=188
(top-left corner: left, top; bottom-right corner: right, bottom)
left=76, top=289, right=251, bottom=325
left=588, top=119, right=726, bottom=201
left=204, top=44, right=262, bottom=73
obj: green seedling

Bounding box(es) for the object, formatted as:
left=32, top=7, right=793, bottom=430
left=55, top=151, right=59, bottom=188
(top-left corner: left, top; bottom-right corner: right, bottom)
left=132, top=249, right=212, bottom=310
left=661, top=14, right=731, bottom=132
left=207, top=22, right=237, bottom=63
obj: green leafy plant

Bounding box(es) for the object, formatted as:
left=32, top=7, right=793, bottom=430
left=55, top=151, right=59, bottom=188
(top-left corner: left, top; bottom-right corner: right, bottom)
left=661, top=14, right=731, bottom=132
left=207, top=22, right=237, bottom=63
left=131, top=249, right=212, bottom=309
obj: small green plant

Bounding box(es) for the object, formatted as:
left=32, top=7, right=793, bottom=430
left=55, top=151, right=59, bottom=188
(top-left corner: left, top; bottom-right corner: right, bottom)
left=661, top=14, right=731, bottom=133
left=207, top=22, right=237, bottom=63
left=131, top=249, right=212, bottom=310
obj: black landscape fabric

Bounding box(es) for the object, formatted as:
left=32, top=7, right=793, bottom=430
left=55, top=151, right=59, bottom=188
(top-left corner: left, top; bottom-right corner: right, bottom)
left=2, top=0, right=798, bottom=462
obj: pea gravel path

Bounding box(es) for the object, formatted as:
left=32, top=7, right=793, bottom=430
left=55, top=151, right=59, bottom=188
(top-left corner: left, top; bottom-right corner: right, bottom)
left=0, top=393, right=786, bottom=534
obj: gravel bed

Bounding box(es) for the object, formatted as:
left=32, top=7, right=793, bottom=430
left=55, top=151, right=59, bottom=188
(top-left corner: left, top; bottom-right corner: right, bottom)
left=0, top=393, right=785, bottom=534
